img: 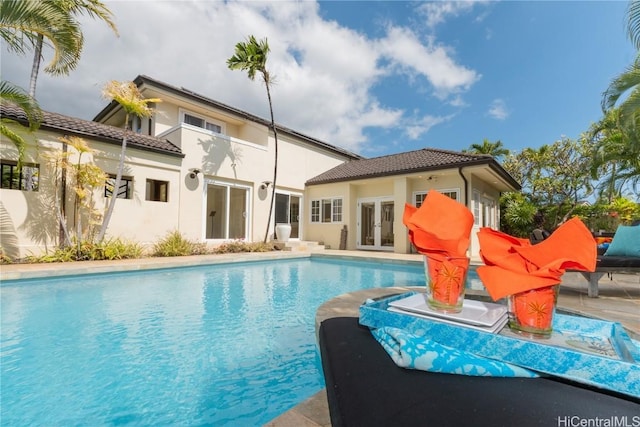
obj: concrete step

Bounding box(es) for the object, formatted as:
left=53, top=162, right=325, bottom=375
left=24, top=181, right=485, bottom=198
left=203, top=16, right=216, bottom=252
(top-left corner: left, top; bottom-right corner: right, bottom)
left=278, top=240, right=325, bottom=252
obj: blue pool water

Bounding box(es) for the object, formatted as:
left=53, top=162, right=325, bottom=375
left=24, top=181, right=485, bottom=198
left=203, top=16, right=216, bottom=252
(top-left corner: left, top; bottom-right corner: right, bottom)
left=1, top=257, right=436, bottom=426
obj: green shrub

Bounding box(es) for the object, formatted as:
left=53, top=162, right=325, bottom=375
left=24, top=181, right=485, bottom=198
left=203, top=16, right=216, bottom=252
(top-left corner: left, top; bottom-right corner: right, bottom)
left=212, top=240, right=274, bottom=254
left=25, top=238, right=143, bottom=263
left=153, top=230, right=203, bottom=257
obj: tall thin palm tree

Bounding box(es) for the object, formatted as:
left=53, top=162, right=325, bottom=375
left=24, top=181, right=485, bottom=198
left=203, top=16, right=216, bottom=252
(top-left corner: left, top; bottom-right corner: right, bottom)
left=1, top=0, right=83, bottom=95
left=96, top=81, right=160, bottom=242
left=0, top=80, right=42, bottom=166
left=28, top=0, right=118, bottom=97
left=227, top=35, right=279, bottom=244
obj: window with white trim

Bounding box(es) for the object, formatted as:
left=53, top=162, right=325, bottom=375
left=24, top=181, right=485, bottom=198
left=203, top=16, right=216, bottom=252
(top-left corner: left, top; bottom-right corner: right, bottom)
left=473, top=191, right=481, bottom=226
left=414, top=189, right=459, bottom=207
left=311, top=198, right=343, bottom=223
left=182, top=112, right=223, bottom=134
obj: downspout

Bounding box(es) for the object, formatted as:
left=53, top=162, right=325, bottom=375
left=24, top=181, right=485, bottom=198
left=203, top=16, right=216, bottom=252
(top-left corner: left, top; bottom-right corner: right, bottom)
left=458, top=167, right=468, bottom=206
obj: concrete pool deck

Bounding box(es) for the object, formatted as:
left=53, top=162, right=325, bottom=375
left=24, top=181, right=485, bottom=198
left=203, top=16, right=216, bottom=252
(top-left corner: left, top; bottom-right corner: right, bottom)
left=1, top=250, right=638, bottom=427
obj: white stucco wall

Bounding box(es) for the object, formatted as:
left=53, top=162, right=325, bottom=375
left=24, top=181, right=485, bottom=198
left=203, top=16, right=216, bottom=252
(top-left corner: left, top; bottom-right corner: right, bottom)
left=1, top=130, right=184, bottom=257
left=304, top=171, right=499, bottom=257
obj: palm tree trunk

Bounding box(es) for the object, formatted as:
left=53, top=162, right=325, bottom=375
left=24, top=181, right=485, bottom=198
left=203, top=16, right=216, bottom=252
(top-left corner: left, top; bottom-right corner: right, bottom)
left=58, top=142, right=68, bottom=247
left=29, top=35, right=44, bottom=98
left=97, top=115, right=129, bottom=242
left=263, top=83, right=278, bottom=244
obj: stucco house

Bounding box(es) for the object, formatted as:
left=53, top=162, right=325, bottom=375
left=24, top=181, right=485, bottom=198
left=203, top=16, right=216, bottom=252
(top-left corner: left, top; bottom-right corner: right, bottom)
left=1, top=75, right=519, bottom=259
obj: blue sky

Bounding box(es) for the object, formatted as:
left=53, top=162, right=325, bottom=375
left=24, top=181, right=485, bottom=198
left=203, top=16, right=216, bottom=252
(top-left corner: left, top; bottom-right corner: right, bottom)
left=2, top=1, right=635, bottom=158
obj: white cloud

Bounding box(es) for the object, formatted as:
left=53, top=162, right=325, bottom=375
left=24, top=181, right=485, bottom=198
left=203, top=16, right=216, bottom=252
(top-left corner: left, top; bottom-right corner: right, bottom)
left=0, top=0, right=481, bottom=155
left=377, top=26, right=480, bottom=97
left=417, top=1, right=490, bottom=29
left=488, top=99, right=509, bottom=120
left=404, top=114, right=454, bottom=140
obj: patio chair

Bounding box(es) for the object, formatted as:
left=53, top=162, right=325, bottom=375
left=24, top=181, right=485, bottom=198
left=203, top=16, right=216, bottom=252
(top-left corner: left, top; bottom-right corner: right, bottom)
left=319, top=317, right=639, bottom=427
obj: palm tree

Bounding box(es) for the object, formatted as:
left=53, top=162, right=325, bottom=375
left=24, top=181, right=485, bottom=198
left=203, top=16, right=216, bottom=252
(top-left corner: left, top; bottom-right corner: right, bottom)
left=0, top=80, right=42, bottom=166
left=589, top=109, right=640, bottom=198
left=466, top=139, right=510, bottom=159
left=28, top=0, right=118, bottom=97
left=96, top=81, right=160, bottom=242
left=227, top=35, right=279, bottom=244
left=601, top=0, right=640, bottom=151
left=1, top=0, right=83, bottom=96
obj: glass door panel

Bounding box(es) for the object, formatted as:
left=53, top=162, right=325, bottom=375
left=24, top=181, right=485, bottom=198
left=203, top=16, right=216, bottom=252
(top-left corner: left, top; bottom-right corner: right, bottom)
left=359, top=201, right=375, bottom=247
left=206, top=185, right=226, bottom=239
left=274, top=193, right=301, bottom=239
left=290, top=195, right=300, bottom=239
left=380, top=200, right=394, bottom=247
left=229, top=187, right=247, bottom=239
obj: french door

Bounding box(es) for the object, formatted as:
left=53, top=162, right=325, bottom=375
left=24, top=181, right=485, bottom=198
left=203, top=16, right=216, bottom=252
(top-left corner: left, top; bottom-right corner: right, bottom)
left=274, top=193, right=301, bottom=239
left=357, top=197, right=394, bottom=250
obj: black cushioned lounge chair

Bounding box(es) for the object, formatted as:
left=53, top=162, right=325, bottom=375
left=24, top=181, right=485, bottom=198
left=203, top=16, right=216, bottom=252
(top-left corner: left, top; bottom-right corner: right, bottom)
left=319, top=317, right=640, bottom=427
left=579, top=255, right=640, bottom=297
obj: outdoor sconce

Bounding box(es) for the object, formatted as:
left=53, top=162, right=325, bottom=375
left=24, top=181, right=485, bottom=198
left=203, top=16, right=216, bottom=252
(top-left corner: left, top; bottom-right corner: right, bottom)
left=189, top=168, right=202, bottom=179
left=260, top=180, right=272, bottom=190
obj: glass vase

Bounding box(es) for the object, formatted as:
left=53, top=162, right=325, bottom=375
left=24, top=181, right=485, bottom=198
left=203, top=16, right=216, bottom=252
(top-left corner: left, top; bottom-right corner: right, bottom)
left=507, top=285, right=559, bottom=338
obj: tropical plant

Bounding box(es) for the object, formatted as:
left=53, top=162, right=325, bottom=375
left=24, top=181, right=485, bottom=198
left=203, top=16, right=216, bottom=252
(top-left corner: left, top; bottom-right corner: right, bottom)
left=0, top=80, right=42, bottom=166
left=465, top=138, right=510, bottom=160
left=588, top=108, right=640, bottom=199
left=1, top=0, right=82, bottom=93
left=601, top=0, right=640, bottom=152
left=25, top=237, right=142, bottom=262
left=502, top=137, right=596, bottom=227
left=44, top=136, right=106, bottom=250
left=27, top=0, right=118, bottom=97
left=96, top=80, right=160, bottom=242
left=499, top=192, right=538, bottom=237
left=152, top=230, right=207, bottom=257
left=227, top=35, right=278, bottom=243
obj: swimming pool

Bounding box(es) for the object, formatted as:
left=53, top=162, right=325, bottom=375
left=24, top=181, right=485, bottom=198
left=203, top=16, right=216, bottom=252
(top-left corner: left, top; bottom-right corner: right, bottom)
left=1, top=257, right=479, bottom=425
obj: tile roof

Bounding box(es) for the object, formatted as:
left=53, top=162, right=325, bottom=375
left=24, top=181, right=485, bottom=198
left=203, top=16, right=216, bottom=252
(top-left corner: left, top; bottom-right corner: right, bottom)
left=1, top=103, right=183, bottom=157
left=306, top=147, right=519, bottom=187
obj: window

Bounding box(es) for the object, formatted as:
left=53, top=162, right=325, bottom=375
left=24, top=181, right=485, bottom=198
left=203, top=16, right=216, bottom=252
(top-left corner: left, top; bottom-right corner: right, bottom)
left=1, top=161, right=39, bottom=191
left=414, top=189, right=459, bottom=207
left=105, top=174, right=132, bottom=199
left=473, top=191, right=481, bottom=226
left=311, top=198, right=343, bottom=223
left=146, top=179, right=168, bottom=202
left=311, top=200, right=320, bottom=222
left=183, top=112, right=223, bottom=134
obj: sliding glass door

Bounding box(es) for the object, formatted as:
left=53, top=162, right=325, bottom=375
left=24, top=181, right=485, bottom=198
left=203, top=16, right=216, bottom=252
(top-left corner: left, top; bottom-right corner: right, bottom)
left=206, top=183, right=248, bottom=240
left=274, top=193, right=301, bottom=239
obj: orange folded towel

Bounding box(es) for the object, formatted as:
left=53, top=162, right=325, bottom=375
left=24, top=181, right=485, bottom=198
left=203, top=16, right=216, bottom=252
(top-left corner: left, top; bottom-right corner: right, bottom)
left=477, top=217, right=597, bottom=300
left=403, top=190, right=474, bottom=257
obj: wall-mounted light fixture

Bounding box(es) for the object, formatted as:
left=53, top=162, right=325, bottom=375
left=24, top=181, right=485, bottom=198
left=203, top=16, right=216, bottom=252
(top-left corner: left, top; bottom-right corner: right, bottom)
left=260, top=180, right=272, bottom=190
left=189, top=168, right=201, bottom=179
left=427, top=175, right=438, bottom=182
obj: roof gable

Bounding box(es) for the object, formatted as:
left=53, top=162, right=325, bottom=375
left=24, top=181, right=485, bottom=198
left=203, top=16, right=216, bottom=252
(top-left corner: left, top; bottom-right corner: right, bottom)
left=306, top=147, right=520, bottom=189
left=1, top=103, right=183, bottom=157
left=93, top=75, right=362, bottom=161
